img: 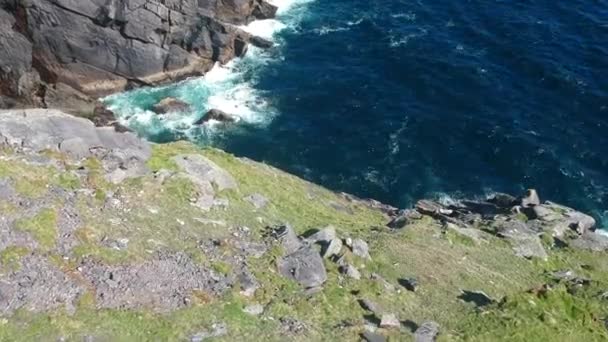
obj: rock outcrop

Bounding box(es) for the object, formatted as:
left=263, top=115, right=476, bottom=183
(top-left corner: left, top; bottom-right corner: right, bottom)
left=0, top=0, right=277, bottom=113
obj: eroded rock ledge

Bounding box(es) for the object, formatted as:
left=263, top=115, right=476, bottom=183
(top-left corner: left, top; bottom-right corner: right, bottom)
left=0, top=0, right=276, bottom=113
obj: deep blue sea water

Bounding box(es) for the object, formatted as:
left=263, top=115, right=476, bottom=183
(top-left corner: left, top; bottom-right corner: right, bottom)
left=106, top=0, right=608, bottom=227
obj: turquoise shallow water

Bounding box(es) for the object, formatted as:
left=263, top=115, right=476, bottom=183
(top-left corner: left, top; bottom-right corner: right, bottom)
left=106, top=0, right=608, bottom=227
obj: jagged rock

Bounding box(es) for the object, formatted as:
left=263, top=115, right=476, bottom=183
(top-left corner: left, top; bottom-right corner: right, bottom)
left=488, top=193, right=518, bottom=208
left=496, top=220, right=548, bottom=260
left=387, top=209, right=423, bottom=228
left=361, top=331, right=386, bottom=342
left=244, top=193, right=269, bottom=209
left=398, top=277, right=418, bottom=292
left=243, top=304, right=264, bottom=316
left=339, top=263, right=361, bottom=280
left=351, top=238, right=371, bottom=260
left=570, top=232, right=608, bottom=252
left=416, top=200, right=445, bottom=216
left=379, top=314, right=400, bottom=329
left=458, top=290, right=495, bottom=307
left=0, top=0, right=277, bottom=109
left=307, top=226, right=338, bottom=243
left=414, top=321, right=440, bottom=342
left=249, top=35, right=274, bottom=48
left=273, top=225, right=302, bottom=255
left=195, top=109, right=238, bottom=124
left=322, top=238, right=343, bottom=258
left=153, top=98, right=191, bottom=114
left=278, top=246, right=327, bottom=289
left=521, top=189, right=540, bottom=208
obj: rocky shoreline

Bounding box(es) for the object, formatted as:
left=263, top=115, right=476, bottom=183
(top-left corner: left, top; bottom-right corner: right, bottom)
left=0, top=109, right=607, bottom=340
left=0, top=0, right=277, bottom=116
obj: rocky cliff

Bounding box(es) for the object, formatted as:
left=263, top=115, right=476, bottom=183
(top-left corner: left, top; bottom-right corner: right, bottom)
left=1, top=109, right=607, bottom=341
left=0, top=0, right=276, bottom=113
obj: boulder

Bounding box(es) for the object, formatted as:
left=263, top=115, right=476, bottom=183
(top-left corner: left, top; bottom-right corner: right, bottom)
left=195, top=109, right=238, bottom=124
left=358, top=298, right=382, bottom=315
left=278, top=246, right=327, bottom=290
left=458, top=290, right=495, bottom=307
left=387, top=209, right=422, bottom=229
left=339, top=264, right=361, bottom=280
left=361, top=331, right=386, bottom=342
left=379, top=314, right=400, bottom=329
left=153, top=98, right=191, bottom=114
left=488, top=193, right=518, bottom=208
left=244, top=193, right=269, bottom=209
left=398, top=277, right=418, bottom=292
left=570, top=232, right=608, bottom=252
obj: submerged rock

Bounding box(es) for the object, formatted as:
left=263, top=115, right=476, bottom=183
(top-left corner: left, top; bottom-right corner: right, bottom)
left=196, top=109, right=239, bottom=124
left=153, top=98, right=191, bottom=114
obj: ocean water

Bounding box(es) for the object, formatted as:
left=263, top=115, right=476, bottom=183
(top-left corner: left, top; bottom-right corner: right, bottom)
left=105, top=0, right=608, bottom=227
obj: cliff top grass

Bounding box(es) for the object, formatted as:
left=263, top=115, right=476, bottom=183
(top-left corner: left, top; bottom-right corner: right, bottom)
left=0, top=141, right=607, bottom=341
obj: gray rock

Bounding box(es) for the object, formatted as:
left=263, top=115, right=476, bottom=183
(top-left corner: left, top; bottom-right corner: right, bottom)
left=322, top=238, right=343, bottom=258
left=278, top=245, right=327, bottom=289
left=520, top=189, right=540, bottom=208
left=496, top=220, right=547, bottom=260
left=358, top=298, right=382, bottom=315
left=488, top=193, right=517, bottom=208
left=173, top=154, right=237, bottom=195
left=339, top=263, right=361, bottom=280
left=243, top=304, right=264, bottom=316
left=152, top=97, right=191, bottom=114
left=387, top=209, right=423, bottom=229
left=416, top=200, right=445, bottom=216
left=414, top=321, right=440, bottom=342
left=361, top=331, right=386, bottom=342
left=398, top=277, right=418, bottom=292
left=458, top=290, right=495, bottom=307
left=279, top=317, right=307, bottom=335
left=570, top=232, right=608, bottom=252
left=307, top=226, right=337, bottom=243
left=444, top=222, right=488, bottom=244
left=238, top=270, right=259, bottom=297
left=190, top=322, right=228, bottom=342
left=244, top=193, right=269, bottom=209
left=379, top=313, right=400, bottom=329
left=351, top=238, right=371, bottom=260
left=273, top=225, right=302, bottom=255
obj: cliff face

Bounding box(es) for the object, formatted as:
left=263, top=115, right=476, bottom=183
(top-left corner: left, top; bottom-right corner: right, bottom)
left=0, top=0, right=276, bottom=113
left=0, top=109, right=607, bottom=341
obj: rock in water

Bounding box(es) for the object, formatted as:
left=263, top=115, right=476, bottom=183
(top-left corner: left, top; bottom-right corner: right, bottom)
left=414, top=321, right=440, bottom=342
left=153, top=98, right=191, bottom=114
left=195, top=109, right=238, bottom=124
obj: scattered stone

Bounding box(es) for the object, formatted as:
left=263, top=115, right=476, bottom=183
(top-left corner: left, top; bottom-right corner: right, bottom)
left=351, top=239, right=371, bottom=260
left=238, top=270, right=259, bottom=297
left=190, top=322, right=228, bottom=342
left=520, top=189, right=540, bottom=208
left=323, top=238, right=343, bottom=258
left=458, top=290, right=495, bottom=307
left=379, top=313, right=400, bottom=329
left=414, top=321, right=440, bottom=342
left=387, top=209, right=423, bottom=228
left=153, top=97, right=191, bottom=114
left=195, top=109, right=238, bottom=124
left=307, top=226, right=337, bottom=243
left=398, top=277, right=418, bottom=292
left=280, top=317, right=307, bottom=335
left=339, top=264, right=361, bottom=280
left=358, top=299, right=382, bottom=315
left=361, top=331, right=386, bottom=342
left=243, top=304, right=264, bottom=316
left=244, top=193, right=269, bottom=209
left=370, top=273, right=396, bottom=292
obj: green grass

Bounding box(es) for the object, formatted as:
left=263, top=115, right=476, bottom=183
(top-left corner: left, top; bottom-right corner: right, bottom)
left=0, top=246, right=29, bottom=271
left=14, top=209, right=58, bottom=250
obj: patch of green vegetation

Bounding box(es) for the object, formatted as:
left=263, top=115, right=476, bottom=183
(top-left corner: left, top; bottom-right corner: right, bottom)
left=457, top=285, right=608, bottom=341
left=54, top=172, right=81, bottom=190
left=147, top=142, right=199, bottom=172
left=211, top=261, right=233, bottom=276
left=15, top=209, right=57, bottom=250
left=0, top=246, right=29, bottom=271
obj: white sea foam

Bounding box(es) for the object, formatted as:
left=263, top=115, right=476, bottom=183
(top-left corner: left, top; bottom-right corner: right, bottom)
left=104, top=0, right=313, bottom=141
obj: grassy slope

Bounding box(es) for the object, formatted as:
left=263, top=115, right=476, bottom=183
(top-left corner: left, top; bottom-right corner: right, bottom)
left=0, top=142, right=607, bottom=341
